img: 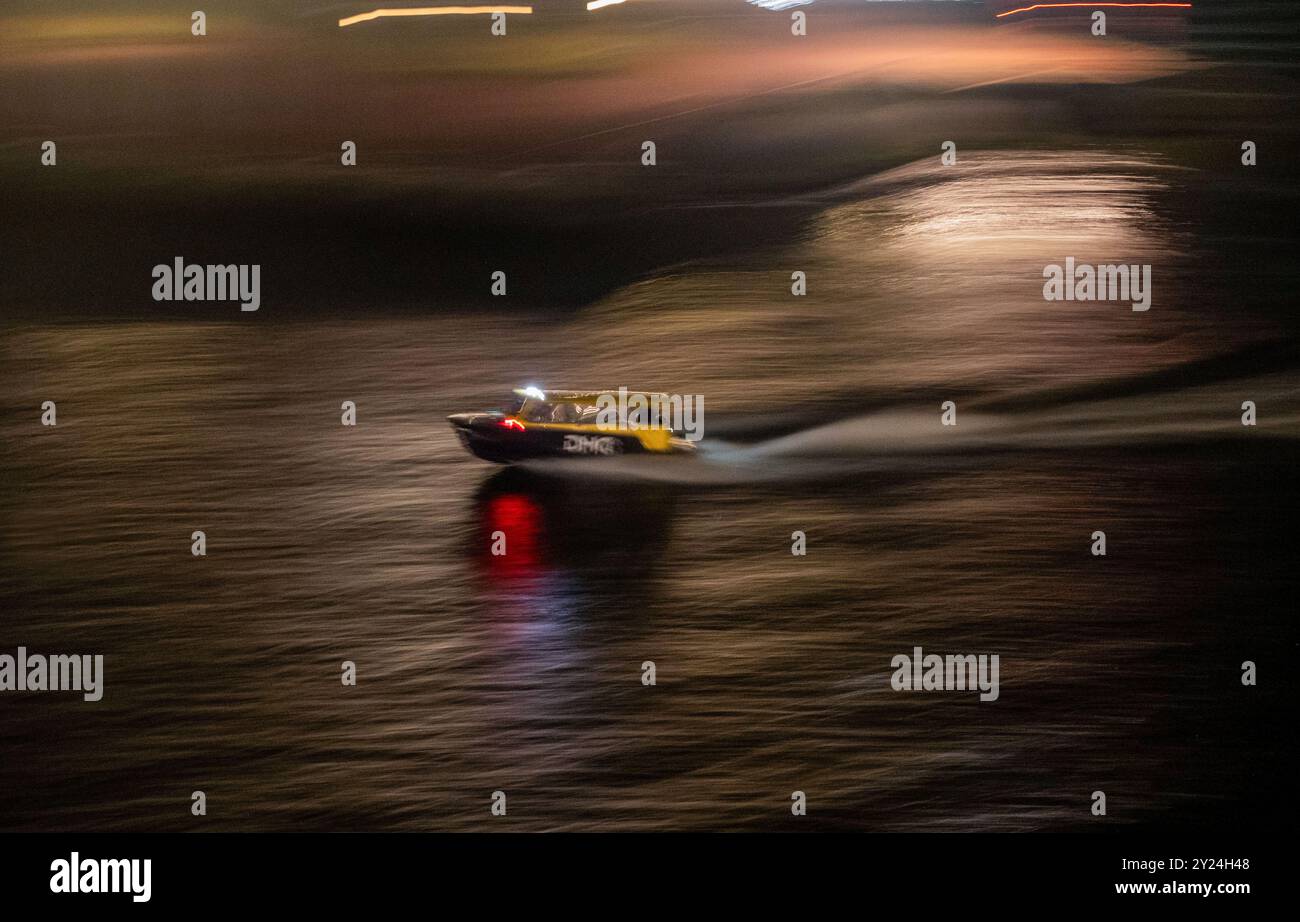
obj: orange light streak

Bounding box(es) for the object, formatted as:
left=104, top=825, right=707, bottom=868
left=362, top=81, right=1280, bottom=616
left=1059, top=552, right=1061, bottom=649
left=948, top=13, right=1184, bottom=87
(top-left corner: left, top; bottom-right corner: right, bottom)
left=997, top=3, right=1191, bottom=18
left=339, top=6, right=533, bottom=28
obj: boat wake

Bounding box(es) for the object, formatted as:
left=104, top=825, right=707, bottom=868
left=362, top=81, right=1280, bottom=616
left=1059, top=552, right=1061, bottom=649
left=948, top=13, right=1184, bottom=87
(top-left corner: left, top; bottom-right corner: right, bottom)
left=519, top=370, right=1300, bottom=487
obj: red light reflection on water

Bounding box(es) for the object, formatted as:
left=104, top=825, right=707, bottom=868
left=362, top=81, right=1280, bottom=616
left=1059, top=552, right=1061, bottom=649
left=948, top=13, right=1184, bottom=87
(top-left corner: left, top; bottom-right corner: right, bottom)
left=480, top=492, right=543, bottom=580
left=475, top=490, right=584, bottom=648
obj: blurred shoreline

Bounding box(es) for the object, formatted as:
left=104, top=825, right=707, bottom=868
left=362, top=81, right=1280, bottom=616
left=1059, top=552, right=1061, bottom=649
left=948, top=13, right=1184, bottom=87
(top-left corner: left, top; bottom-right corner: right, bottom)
left=2, top=1, right=1296, bottom=319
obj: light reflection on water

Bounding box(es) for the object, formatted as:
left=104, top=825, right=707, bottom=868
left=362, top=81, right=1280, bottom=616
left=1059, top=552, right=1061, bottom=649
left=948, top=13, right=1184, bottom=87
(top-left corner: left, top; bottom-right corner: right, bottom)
left=0, top=150, right=1293, bottom=831
left=581, top=151, right=1213, bottom=414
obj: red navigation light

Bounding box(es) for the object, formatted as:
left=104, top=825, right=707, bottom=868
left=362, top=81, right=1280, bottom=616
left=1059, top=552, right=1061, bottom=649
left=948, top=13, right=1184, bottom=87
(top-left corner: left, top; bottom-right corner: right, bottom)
left=500, top=418, right=526, bottom=431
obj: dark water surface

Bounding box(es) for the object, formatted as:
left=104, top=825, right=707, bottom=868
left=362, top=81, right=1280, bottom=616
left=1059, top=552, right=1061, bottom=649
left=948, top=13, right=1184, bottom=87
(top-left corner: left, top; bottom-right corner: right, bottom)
left=2, top=145, right=1296, bottom=830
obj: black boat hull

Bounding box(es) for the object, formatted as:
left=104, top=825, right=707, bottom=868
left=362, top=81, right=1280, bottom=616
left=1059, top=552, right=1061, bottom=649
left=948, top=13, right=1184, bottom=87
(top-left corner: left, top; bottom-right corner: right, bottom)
left=448, top=413, right=643, bottom=463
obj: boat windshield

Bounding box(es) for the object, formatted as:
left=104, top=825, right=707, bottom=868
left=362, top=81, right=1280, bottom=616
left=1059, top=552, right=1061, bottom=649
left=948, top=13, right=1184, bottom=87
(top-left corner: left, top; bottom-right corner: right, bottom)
left=520, top=400, right=588, bottom=424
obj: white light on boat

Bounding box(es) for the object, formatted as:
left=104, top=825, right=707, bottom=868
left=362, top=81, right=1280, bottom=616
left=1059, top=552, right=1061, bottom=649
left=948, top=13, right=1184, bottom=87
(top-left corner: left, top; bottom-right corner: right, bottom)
left=524, top=386, right=546, bottom=401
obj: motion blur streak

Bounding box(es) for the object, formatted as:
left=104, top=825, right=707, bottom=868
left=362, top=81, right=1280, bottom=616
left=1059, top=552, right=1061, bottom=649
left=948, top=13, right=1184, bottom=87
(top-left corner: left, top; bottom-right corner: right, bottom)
left=997, top=3, right=1192, bottom=18
left=338, top=6, right=533, bottom=28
